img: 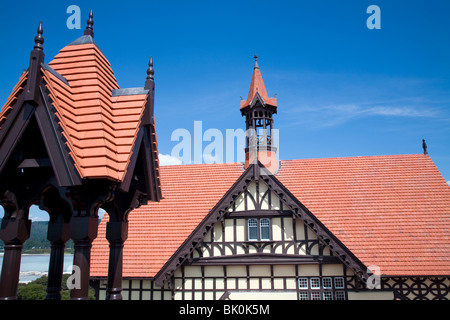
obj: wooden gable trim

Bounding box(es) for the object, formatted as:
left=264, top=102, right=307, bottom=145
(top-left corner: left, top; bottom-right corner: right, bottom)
left=155, top=163, right=368, bottom=286
left=188, top=253, right=342, bottom=266
left=153, top=164, right=254, bottom=286
left=0, top=77, right=81, bottom=187
left=0, top=97, right=35, bottom=173
left=118, top=122, right=161, bottom=202
left=37, top=85, right=81, bottom=186
left=119, top=127, right=144, bottom=193
left=154, top=162, right=370, bottom=287
left=257, top=164, right=370, bottom=283
left=140, top=122, right=161, bottom=202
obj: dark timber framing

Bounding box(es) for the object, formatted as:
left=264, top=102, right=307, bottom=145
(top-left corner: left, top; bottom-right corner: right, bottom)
left=0, top=16, right=160, bottom=300
left=153, top=162, right=369, bottom=287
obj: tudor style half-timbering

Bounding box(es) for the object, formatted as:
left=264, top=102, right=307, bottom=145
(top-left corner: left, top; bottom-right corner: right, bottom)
left=163, top=174, right=359, bottom=301
left=90, top=57, right=450, bottom=300
left=94, top=169, right=360, bottom=300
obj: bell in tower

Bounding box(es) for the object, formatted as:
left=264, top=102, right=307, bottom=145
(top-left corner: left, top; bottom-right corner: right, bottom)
left=241, top=55, right=279, bottom=174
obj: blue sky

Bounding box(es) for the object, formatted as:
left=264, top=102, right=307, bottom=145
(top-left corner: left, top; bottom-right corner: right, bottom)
left=0, top=1, right=450, bottom=220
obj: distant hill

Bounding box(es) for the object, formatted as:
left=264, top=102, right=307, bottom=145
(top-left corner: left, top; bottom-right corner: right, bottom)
left=0, top=219, right=73, bottom=253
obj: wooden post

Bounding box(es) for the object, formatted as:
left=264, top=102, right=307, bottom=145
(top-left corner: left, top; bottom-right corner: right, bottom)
left=105, top=221, right=128, bottom=300
left=69, top=216, right=98, bottom=300
left=45, top=218, right=70, bottom=300
left=0, top=217, right=31, bottom=300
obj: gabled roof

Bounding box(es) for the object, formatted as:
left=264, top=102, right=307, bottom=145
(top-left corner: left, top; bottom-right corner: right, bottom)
left=45, top=40, right=148, bottom=181
left=90, top=154, right=450, bottom=281
left=0, top=22, right=161, bottom=190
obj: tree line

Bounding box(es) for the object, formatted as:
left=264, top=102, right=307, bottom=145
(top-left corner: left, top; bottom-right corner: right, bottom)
left=0, top=220, right=74, bottom=253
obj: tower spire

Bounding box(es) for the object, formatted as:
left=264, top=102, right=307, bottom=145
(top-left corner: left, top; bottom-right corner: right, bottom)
left=254, top=54, right=259, bottom=69
left=240, top=55, right=276, bottom=110
left=84, top=10, right=94, bottom=37
left=241, top=57, right=279, bottom=174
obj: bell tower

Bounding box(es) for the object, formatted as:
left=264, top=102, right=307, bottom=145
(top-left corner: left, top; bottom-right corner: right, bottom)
left=241, top=55, right=278, bottom=174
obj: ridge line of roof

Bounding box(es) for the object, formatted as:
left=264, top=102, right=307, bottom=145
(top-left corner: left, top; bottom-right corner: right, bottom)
left=156, top=154, right=428, bottom=169
left=41, top=63, right=70, bottom=87
left=69, top=34, right=98, bottom=46
left=279, top=153, right=427, bottom=162
left=112, top=87, right=149, bottom=97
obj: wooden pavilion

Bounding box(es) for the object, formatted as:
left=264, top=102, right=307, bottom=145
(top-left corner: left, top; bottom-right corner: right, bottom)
left=0, top=12, right=161, bottom=300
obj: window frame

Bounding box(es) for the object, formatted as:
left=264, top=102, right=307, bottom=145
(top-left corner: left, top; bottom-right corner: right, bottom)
left=247, top=218, right=259, bottom=241
left=259, top=218, right=271, bottom=241
left=246, top=218, right=272, bottom=241
left=298, top=276, right=347, bottom=301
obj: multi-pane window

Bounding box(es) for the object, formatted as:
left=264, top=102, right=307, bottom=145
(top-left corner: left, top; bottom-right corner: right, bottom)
left=310, top=292, right=321, bottom=300
left=248, top=219, right=258, bottom=241
left=334, top=277, right=345, bottom=289
left=247, top=218, right=271, bottom=241
left=298, top=277, right=346, bottom=300
left=310, top=278, right=320, bottom=289
left=260, top=218, right=270, bottom=240
left=298, top=278, right=308, bottom=289
left=322, top=277, right=332, bottom=289
left=335, top=291, right=346, bottom=300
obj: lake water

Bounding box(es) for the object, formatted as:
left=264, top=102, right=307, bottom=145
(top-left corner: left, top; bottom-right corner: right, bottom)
left=0, top=254, right=74, bottom=283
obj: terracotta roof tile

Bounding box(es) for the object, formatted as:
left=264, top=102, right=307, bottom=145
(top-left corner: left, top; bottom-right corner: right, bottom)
left=0, top=71, right=28, bottom=129
left=41, top=41, right=150, bottom=182
left=91, top=154, right=450, bottom=278
left=276, top=154, right=450, bottom=276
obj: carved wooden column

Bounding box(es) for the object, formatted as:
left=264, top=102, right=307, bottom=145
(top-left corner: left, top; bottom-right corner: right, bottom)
left=0, top=213, right=31, bottom=300
left=105, top=221, right=128, bottom=300
left=45, top=217, right=70, bottom=300
left=69, top=216, right=98, bottom=300
left=38, top=186, right=72, bottom=300
left=102, top=188, right=145, bottom=300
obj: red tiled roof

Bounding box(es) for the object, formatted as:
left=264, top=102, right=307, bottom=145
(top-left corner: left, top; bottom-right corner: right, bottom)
left=276, top=154, right=450, bottom=276
left=43, top=42, right=149, bottom=181
left=91, top=154, right=450, bottom=278
left=0, top=33, right=160, bottom=187
left=91, top=162, right=243, bottom=278
left=0, top=71, right=28, bottom=129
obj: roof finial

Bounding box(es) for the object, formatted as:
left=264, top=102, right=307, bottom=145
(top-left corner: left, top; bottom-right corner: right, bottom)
left=254, top=54, right=259, bottom=69
left=422, top=139, right=428, bottom=155
left=147, top=56, right=154, bottom=81
left=34, top=22, right=44, bottom=51
left=84, top=10, right=94, bottom=37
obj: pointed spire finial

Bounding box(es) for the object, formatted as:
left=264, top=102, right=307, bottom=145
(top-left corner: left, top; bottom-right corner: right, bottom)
left=34, top=22, right=44, bottom=51
left=84, top=10, right=94, bottom=37
left=254, top=54, right=259, bottom=69
left=147, top=56, right=154, bottom=81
